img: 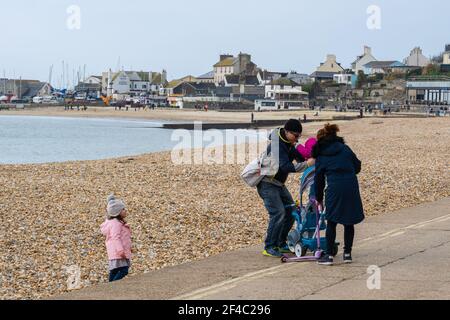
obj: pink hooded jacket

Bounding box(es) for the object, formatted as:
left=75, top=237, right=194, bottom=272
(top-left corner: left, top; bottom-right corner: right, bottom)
left=297, top=138, right=318, bottom=160
left=100, top=219, right=132, bottom=260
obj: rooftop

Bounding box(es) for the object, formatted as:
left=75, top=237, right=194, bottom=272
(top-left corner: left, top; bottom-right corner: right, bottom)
left=165, top=79, right=183, bottom=89
left=408, top=75, right=450, bottom=82
left=364, top=61, right=404, bottom=68
left=225, top=75, right=260, bottom=86
left=310, top=71, right=339, bottom=78
left=197, top=71, right=214, bottom=79
left=214, top=57, right=237, bottom=67
left=269, top=78, right=300, bottom=86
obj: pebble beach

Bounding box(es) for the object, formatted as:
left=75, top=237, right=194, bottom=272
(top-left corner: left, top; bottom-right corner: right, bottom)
left=0, top=117, right=449, bottom=299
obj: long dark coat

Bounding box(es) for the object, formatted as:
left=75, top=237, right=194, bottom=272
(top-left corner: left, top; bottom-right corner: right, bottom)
left=313, top=137, right=365, bottom=225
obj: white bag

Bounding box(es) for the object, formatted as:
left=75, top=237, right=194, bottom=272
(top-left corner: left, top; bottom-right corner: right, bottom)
left=241, top=151, right=279, bottom=188
left=241, top=157, right=263, bottom=188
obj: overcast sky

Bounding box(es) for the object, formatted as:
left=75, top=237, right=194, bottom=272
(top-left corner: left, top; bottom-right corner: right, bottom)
left=1, top=0, right=448, bottom=87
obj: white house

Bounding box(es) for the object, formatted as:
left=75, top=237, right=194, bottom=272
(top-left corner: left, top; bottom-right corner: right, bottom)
left=256, top=78, right=308, bottom=111
left=102, top=70, right=167, bottom=95
left=444, top=45, right=450, bottom=65
left=264, top=78, right=308, bottom=100
left=333, top=74, right=357, bottom=87
left=444, top=53, right=450, bottom=65
left=404, top=47, right=430, bottom=67
left=352, top=46, right=377, bottom=74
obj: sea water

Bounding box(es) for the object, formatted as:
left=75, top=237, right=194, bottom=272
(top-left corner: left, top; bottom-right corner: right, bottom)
left=0, top=116, right=267, bottom=164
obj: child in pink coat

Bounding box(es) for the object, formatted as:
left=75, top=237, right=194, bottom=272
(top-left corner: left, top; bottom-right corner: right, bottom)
left=297, top=137, right=317, bottom=159
left=100, top=194, right=132, bottom=282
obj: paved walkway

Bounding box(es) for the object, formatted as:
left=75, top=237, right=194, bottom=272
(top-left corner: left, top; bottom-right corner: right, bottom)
left=53, top=197, right=450, bottom=300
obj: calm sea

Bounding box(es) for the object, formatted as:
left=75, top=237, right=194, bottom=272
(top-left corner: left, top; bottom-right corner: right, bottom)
left=0, top=116, right=266, bottom=164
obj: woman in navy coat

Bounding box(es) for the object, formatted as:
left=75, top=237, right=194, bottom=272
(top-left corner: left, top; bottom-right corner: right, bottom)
left=312, top=124, right=364, bottom=266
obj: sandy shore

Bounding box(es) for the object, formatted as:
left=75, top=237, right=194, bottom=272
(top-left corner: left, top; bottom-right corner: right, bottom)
left=0, top=117, right=449, bottom=299
left=2, top=106, right=367, bottom=123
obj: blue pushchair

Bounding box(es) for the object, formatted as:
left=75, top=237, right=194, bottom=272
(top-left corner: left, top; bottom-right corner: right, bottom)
left=281, top=166, right=339, bottom=263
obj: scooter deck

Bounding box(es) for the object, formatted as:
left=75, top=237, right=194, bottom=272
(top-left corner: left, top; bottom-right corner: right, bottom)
left=281, top=252, right=323, bottom=263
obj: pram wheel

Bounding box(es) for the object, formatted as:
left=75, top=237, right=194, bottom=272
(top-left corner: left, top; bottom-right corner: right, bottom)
left=287, top=230, right=301, bottom=253
left=294, top=243, right=307, bottom=258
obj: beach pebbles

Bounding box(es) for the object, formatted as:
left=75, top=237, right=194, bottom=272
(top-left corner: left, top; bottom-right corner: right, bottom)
left=0, top=118, right=449, bottom=299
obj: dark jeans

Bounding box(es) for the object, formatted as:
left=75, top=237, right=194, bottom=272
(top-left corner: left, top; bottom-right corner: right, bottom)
left=109, top=266, right=129, bottom=282
left=326, top=221, right=355, bottom=255
left=257, top=181, right=295, bottom=250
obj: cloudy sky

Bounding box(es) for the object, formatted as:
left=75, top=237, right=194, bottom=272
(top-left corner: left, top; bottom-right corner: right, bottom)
left=1, top=0, right=448, bottom=87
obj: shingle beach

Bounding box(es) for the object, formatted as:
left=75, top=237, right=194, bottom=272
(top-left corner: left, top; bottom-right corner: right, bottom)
left=1, top=117, right=449, bottom=299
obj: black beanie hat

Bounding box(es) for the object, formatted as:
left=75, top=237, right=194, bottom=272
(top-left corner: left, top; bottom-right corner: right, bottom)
left=284, top=119, right=302, bottom=134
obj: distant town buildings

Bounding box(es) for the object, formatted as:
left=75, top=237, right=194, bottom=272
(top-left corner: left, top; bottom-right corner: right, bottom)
left=352, top=46, right=377, bottom=74
left=4, top=42, right=450, bottom=110
left=196, top=71, right=215, bottom=84
left=0, top=79, right=52, bottom=99
left=74, top=76, right=102, bottom=98
left=310, top=54, right=344, bottom=81
left=224, top=75, right=260, bottom=87
left=213, top=53, right=258, bottom=85
left=223, top=74, right=264, bottom=98
left=404, top=47, right=430, bottom=67
left=363, top=61, right=406, bottom=75
left=443, top=44, right=450, bottom=65
left=264, top=78, right=307, bottom=100
left=102, top=70, right=167, bottom=95
left=333, top=74, right=357, bottom=87
left=407, top=76, right=450, bottom=104
left=286, top=71, right=313, bottom=85
left=257, top=70, right=287, bottom=86
left=316, top=54, right=344, bottom=73
left=169, top=82, right=216, bottom=96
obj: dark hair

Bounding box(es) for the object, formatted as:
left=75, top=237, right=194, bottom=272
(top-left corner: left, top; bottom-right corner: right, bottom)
left=317, top=123, right=340, bottom=140
left=284, top=119, right=303, bottom=134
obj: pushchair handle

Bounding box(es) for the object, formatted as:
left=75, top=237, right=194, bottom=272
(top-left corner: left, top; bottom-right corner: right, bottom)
left=318, top=203, right=324, bottom=213
left=311, top=199, right=323, bottom=213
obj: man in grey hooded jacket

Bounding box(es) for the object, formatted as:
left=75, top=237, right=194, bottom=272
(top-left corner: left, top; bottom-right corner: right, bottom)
left=257, top=119, right=315, bottom=257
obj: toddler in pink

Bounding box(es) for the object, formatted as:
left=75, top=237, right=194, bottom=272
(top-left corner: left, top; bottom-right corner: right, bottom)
left=297, top=138, right=317, bottom=160
left=100, top=194, right=132, bottom=282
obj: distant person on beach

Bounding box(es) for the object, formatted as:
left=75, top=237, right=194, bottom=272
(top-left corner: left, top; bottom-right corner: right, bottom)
left=312, top=124, right=365, bottom=266
left=100, top=195, right=132, bottom=282
left=257, top=119, right=315, bottom=258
